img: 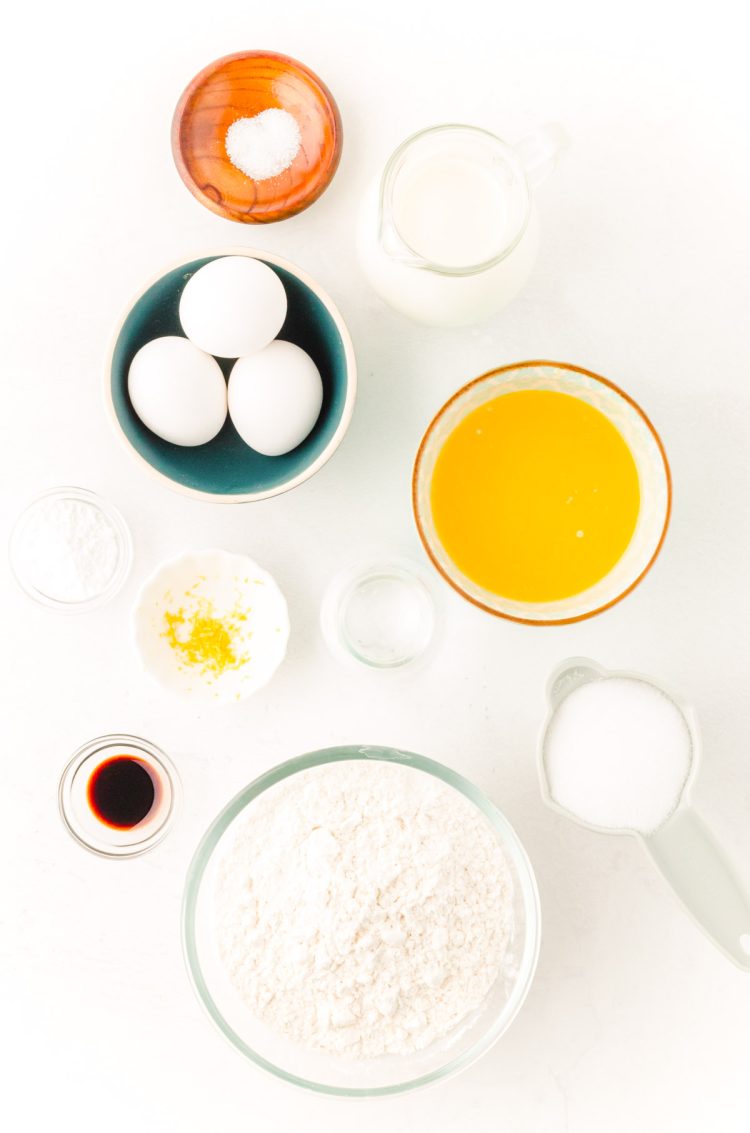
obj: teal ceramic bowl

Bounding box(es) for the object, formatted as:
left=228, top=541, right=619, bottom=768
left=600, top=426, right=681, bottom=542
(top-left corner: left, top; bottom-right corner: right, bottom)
left=106, top=250, right=356, bottom=503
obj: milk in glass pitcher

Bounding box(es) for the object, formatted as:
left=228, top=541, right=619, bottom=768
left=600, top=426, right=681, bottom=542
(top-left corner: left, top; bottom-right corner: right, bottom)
left=357, top=123, right=567, bottom=326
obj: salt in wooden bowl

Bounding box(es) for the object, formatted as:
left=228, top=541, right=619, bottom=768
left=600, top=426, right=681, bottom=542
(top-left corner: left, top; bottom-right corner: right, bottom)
left=172, top=50, right=343, bottom=224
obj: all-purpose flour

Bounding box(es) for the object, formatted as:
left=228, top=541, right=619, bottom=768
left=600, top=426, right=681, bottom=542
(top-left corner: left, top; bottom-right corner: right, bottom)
left=215, top=760, right=515, bottom=1059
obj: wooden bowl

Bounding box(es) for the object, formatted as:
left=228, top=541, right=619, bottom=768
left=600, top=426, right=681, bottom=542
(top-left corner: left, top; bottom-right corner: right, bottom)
left=172, top=51, right=342, bottom=224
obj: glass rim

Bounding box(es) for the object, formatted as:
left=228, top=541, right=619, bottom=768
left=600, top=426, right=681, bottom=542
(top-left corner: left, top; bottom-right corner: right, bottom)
left=9, top=486, right=133, bottom=613
left=378, top=124, right=532, bottom=277
left=412, top=360, right=673, bottom=626
left=182, top=744, right=541, bottom=1097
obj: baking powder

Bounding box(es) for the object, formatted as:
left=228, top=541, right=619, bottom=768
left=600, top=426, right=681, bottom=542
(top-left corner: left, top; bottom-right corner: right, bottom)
left=12, top=495, right=121, bottom=603
left=215, top=760, right=515, bottom=1059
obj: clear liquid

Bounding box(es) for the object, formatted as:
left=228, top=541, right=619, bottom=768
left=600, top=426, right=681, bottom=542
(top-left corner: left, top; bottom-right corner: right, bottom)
left=341, top=572, right=435, bottom=668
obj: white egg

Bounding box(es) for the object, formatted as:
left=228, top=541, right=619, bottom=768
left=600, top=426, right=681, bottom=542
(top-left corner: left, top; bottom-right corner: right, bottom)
left=228, top=341, right=324, bottom=457
left=179, top=256, right=287, bottom=358
left=128, top=336, right=227, bottom=447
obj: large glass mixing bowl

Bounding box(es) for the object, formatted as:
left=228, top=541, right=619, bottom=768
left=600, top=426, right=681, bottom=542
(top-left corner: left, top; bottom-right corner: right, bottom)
left=182, top=745, right=540, bottom=1096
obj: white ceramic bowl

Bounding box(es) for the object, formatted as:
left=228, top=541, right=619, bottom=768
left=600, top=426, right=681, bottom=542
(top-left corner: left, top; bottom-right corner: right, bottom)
left=133, top=549, right=289, bottom=705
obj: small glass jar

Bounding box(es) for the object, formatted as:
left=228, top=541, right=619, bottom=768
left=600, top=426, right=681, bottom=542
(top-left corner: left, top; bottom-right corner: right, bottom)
left=321, top=558, right=438, bottom=671
left=59, top=734, right=180, bottom=858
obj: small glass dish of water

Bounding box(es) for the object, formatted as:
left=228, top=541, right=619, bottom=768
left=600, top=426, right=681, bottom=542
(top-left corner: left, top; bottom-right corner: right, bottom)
left=321, top=558, right=438, bottom=671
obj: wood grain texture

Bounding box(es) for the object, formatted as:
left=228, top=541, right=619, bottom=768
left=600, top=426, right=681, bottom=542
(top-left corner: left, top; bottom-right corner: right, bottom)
left=172, top=51, right=343, bottom=224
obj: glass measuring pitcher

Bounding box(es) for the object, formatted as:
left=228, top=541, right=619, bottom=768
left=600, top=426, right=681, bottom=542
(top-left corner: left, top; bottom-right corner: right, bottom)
left=357, top=123, right=567, bottom=326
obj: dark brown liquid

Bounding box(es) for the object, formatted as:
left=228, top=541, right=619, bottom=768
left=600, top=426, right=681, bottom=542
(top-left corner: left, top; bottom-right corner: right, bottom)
left=87, top=757, right=156, bottom=830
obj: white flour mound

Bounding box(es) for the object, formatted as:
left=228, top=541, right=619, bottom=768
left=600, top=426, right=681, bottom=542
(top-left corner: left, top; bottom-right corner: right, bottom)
left=215, top=760, right=515, bottom=1059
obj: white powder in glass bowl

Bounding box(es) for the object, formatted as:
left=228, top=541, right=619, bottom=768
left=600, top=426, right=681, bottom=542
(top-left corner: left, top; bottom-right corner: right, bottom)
left=215, top=760, right=515, bottom=1059
left=10, top=491, right=128, bottom=606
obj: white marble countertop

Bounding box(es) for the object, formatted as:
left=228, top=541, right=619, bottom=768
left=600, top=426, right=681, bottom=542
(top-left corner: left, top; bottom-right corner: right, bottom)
left=2, top=1, right=749, bottom=1129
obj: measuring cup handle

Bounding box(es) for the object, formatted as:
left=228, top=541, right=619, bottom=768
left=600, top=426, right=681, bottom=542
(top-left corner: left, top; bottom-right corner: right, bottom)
left=514, top=123, right=569, bottom=188
left=644, top=806, right=750, bottom=970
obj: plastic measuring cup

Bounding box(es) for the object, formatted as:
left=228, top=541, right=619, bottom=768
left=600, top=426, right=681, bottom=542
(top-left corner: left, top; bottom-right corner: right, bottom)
left=538, top=657, right=750, bottom=970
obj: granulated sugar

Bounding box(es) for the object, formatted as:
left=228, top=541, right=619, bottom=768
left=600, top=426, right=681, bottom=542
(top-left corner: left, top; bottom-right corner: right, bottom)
left=544, top=677, right=693, bottom=833
left=215, top=760, right=515, bottom=1059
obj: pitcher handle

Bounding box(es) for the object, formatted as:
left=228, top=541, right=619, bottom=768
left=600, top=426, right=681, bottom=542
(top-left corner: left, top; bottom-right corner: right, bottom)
left=514, top=122, right=569, bottom=188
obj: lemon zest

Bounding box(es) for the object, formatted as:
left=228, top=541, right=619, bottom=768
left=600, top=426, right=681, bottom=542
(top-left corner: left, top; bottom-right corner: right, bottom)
left=162, top=596, right=250, bottom=676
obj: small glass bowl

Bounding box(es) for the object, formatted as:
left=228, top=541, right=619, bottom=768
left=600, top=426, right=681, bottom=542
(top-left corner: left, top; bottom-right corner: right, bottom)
left=59, top=734, right=180, bottom=858
left=9, top=486, right=133, bottom=612
left=321, top=558, right=438, bottom=671
left=182, top=746, right=541, bottom=1096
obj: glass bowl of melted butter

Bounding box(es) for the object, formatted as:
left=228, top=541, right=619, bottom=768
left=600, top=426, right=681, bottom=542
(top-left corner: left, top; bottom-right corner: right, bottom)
left=413, top=360, right=671, bottom=625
